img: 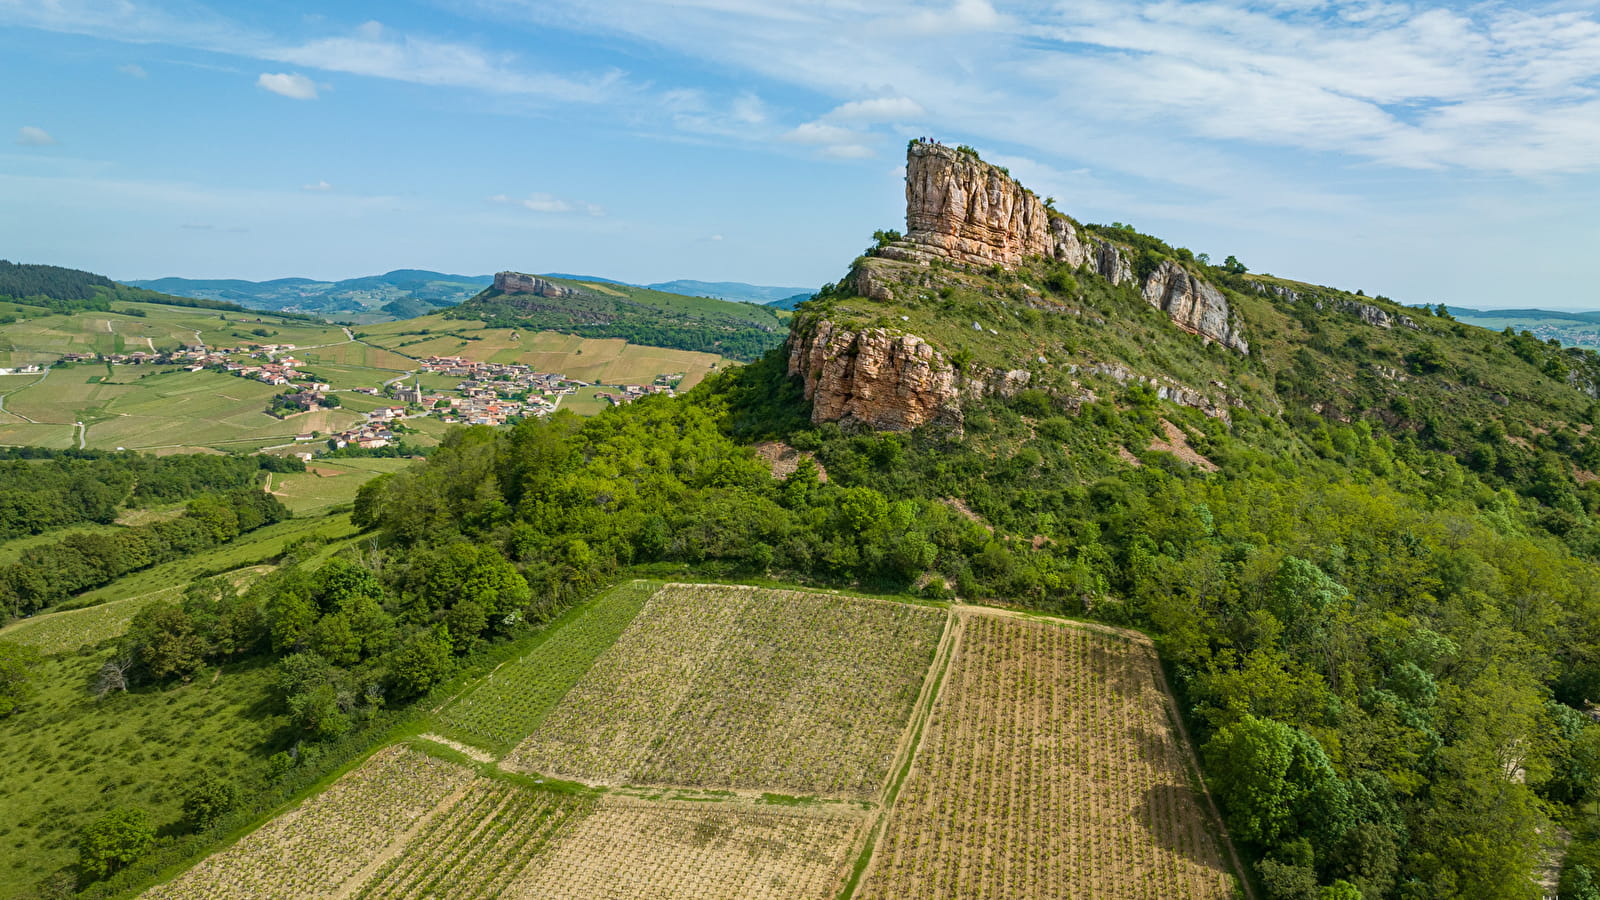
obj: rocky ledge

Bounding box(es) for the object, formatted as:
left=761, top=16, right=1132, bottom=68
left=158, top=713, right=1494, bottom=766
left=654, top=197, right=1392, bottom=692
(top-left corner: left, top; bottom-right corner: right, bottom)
left=786, top=316, right=1029, bottom=433
left=493, top=272, right=584, bottom=299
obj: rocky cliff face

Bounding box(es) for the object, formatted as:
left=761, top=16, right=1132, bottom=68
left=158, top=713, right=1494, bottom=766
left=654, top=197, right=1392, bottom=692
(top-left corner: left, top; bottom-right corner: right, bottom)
left=1142, top=260, right=1249, bottom=354
left=789, top=140, right=1251, bottom=432
left=493, top=272, right=582, bottom=299
left=896, top=142, right=1053, bottom=267
left=786, top=316, right=1028, bottom=433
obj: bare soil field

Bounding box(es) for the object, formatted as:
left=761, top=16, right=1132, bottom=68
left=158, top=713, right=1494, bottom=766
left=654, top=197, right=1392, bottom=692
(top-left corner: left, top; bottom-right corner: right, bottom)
left=855, top=609, right=1239, bottom=900
left=505, top=583, right=945, bottom=799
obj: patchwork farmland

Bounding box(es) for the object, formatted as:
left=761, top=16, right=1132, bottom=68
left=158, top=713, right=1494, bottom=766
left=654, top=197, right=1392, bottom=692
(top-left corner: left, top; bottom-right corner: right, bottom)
left=138, top=582, right=1242, bottom=899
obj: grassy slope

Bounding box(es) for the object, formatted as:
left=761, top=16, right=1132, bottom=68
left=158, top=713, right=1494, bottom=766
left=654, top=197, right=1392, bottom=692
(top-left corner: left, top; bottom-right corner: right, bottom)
left=819, top=249, right=1600, bottom=475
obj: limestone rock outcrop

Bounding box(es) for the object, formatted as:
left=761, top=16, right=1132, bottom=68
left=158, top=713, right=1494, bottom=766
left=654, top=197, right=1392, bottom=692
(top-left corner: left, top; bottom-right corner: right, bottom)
left=493, top=271, right=582, bottom=299
left=1142, top=260, right=1249, bottom=354
left=786, top=316, right=1028, bottom=433
left=1247, top=280, right=1418, bottom=330
left=897, top=142, right=1053, bottom=267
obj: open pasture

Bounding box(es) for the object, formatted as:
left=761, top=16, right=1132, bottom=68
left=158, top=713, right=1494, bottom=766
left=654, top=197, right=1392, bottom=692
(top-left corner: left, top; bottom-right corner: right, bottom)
left=507, top=798, right=862, bottom=900
left=265, top=457, right=413, bottom=515
left=856, top=610, right=1238, bottom=900
left=435, top=580, right=658, bottom=754
left=506, top=583, right=945, bottom=799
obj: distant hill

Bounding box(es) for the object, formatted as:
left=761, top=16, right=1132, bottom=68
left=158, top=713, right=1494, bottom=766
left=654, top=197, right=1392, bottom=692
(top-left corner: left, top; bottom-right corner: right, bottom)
left=1, top=260, right=252, bottom=316
left=1443, top=305, right=1600, bottom=349
left=643, top=280, right=814, bottom=306
left=452, top=273, right=786, bottom=361
left=128, top=270, right=493, bottom=322
left=128, top=271, right=813, bottom=322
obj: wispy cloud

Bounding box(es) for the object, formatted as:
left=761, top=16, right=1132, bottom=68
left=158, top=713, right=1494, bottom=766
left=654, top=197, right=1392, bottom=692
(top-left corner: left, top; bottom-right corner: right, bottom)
left=16, top=126, right=57, bottom=146
left=479, top=0, right=1600, bottom=179
left=489, top=193, right=604, bottom=216
left=301, top=180, right=332, bottom=192
left=825, top=96, right=925, bottom=123
left=257, top=72, right=317, bottom=100
left=117, top=63, right=147, bottom=78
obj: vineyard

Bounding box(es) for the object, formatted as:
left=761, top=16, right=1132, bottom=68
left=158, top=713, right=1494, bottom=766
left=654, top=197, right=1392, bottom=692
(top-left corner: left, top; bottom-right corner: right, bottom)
left=140, top=586, right=1242, bottom=900
left=505, top=583, right=946, bottom=798
left=434, top=580, right=659, bottom=752
left=351, top=779, right=589, bottom=900
left=507, top=798, right=864, bottom=900
left=142, top=746, right=475, bottom=899
left=856, top=611, right=1239, bottom=900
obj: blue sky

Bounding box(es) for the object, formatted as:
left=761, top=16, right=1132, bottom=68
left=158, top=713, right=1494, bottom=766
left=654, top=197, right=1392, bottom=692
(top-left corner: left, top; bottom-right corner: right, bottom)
left=3, top=0, right=1599, bottom=308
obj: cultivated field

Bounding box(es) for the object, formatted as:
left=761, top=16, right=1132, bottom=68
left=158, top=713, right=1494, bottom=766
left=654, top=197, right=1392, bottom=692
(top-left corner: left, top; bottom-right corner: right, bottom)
left=350, top=777, right=589, bottom=900
left=133, top=585, right=1241, bottom=900
left=142, top=746, right=476, bottom=900
left=358, top=315, right=732, bottom=389
left=856, top=610, right=1239, bottom=900
left=505, top=583, right=945, bottom=799
left=435, top=580, right=659, bottom=753
left=507, top=798, right=863, bottom=900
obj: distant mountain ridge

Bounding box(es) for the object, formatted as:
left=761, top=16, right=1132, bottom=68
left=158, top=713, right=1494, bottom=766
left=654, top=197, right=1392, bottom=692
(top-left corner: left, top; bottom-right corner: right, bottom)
left=131, top=271, right=815, bottom=320
left=127, top=270, right=494, bottom=322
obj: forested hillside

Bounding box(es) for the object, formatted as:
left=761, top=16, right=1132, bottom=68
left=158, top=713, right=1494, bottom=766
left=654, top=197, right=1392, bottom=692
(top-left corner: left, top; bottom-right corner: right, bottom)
left=0, top=260, right=250, bottom=315
left=452, top=275, right=786, bottom=361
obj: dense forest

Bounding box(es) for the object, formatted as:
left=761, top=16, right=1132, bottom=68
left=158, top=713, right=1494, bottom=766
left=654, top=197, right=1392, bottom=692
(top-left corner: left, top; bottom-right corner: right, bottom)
left=0, top=260, right=252, bottom=314
left=0, top=450, right=298, bottom=545
left=0, top=488, right=290, bottom=620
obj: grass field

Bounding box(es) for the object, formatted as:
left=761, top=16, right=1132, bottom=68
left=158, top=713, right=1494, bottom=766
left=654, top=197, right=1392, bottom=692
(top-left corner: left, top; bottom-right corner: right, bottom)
left=64, top=513, right=359, bottom=610
left=505, top=583, right=945, bottom=799
left=0, top=651, right=284, bottom=897
left=265, top=457, right=414, bottom=515
left=856, top=610, right=1239, bottom=900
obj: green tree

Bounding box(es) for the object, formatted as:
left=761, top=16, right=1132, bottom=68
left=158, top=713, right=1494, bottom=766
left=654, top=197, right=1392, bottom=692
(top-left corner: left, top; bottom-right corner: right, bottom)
left=0, top=639, right=42, bottom=715
left=77, top=807, right=155, bottom=880
left=180, top=772, right=240, bottom=831
left=387, top=627, right=453, bottom=700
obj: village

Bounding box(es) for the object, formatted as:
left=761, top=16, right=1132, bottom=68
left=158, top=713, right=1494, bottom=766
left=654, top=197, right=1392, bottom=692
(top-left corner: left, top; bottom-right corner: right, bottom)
left=45, top=345, right=684, bottom=456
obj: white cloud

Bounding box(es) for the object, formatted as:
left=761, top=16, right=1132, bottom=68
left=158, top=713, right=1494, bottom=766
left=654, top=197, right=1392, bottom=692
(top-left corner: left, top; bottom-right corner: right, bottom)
left=16, top=126, right=57, bottom=146
left=782, top=121, right=861, bottom=145
left=825, top=96, right=925, bottom=122
left=490, top=192, right=604, bottom=215
left=709, top=233, right=724, bottom=241
left=820, top=143, right=876, bottom=159
left=257, top=72, right=318, bottom=100
left=118, top=63, right=147, bottom=78
left=301, top=180, right=332, bottom=192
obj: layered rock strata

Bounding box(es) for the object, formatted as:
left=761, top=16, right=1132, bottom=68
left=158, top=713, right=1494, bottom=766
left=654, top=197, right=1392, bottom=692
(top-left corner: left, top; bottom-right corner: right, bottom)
left=493, top=271, right=583, bottom=299
left=1142, top=260, right=1249, bottom=354
left=786, top=317, right=1028, bottom=433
